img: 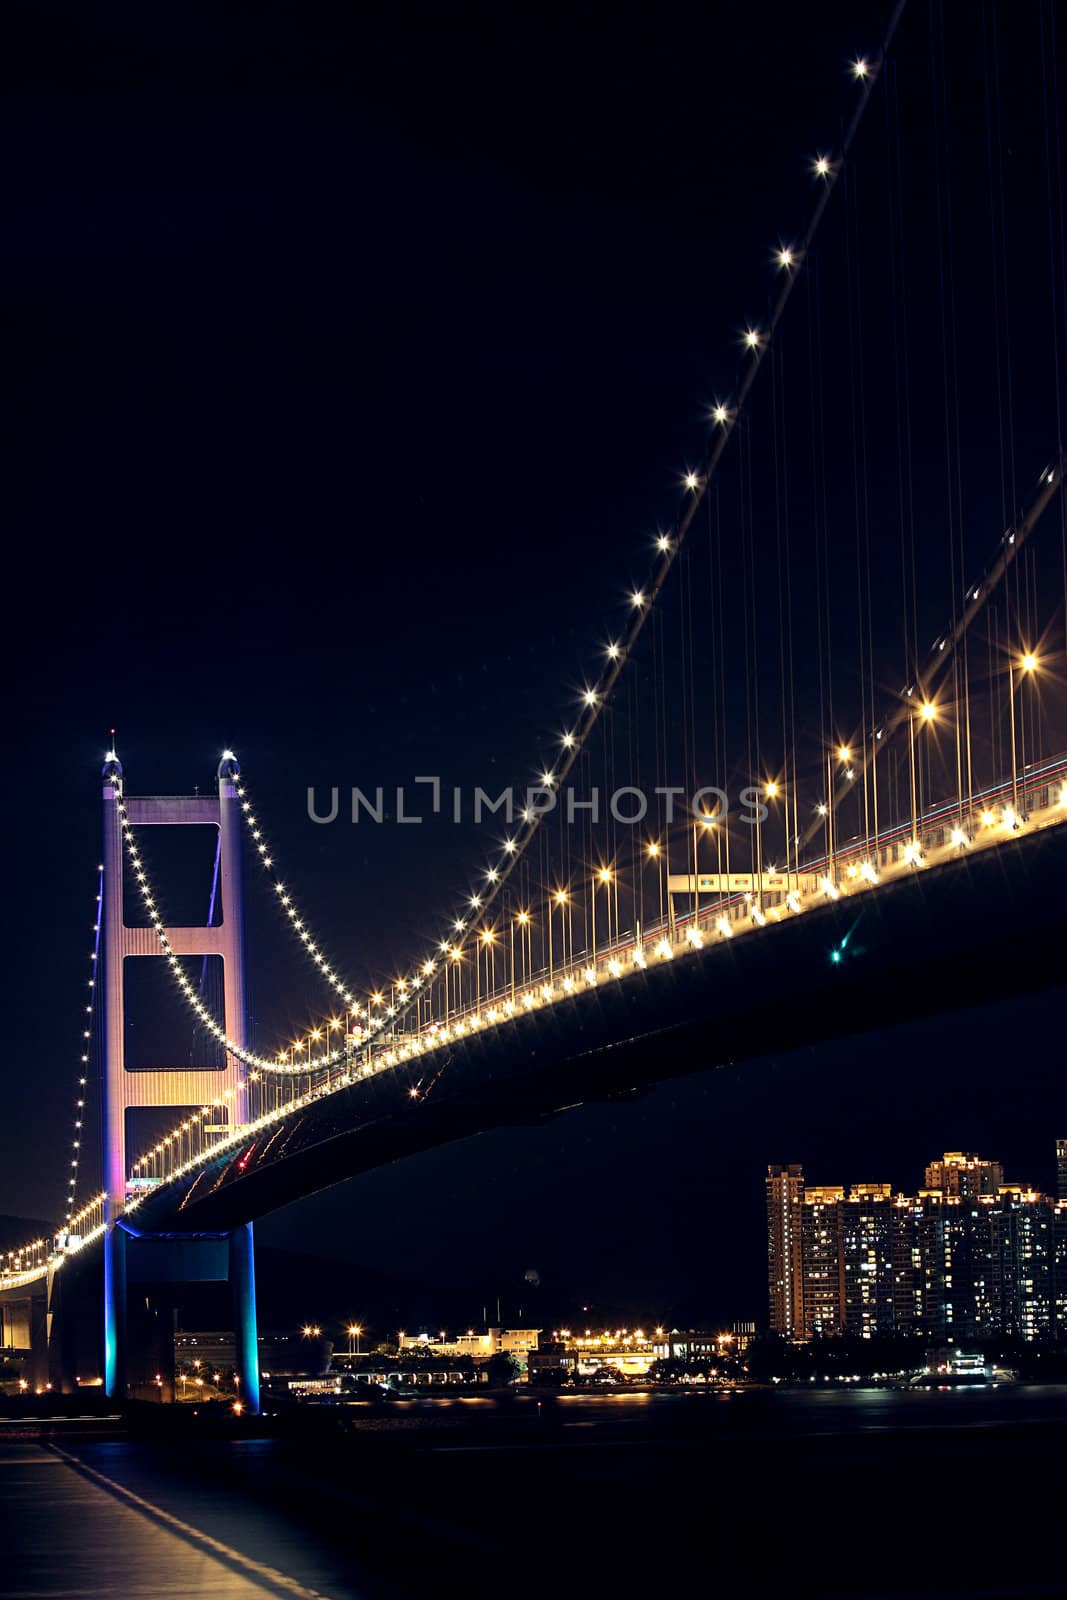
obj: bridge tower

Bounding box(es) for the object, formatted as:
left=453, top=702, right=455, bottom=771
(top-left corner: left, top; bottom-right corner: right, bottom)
left=100, top=751, right=259, bottom=1409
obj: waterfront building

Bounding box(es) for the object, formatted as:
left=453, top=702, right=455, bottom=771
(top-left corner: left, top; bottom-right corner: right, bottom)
left=768, top=1144, right=1065, bottom=1345
left=801, top=1186, right=846, bottom=1337
left=841, top=1184, right=896, bottom=1339
left=396, top=1327, right=539, bottom=1363
left=766, top=1164, right=805, bottom=1338
left=990, top=1188, right=1056, bottom=1341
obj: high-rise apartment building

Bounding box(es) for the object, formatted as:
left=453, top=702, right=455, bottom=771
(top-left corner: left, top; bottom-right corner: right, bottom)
left=935, top=1194, right=995, bottom=1345
left=990, top=1188, right=1056, bottom=1341
left=766, top=1165, right=804, bottom=1338
left=840, top=1185, right=896, bottom=1339
left=801, top=1187, right=846, bottom=1337
left=1057, top=1139, right=1067, bottom=1203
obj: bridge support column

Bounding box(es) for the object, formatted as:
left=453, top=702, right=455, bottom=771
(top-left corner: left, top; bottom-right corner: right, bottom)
left=229, top=1223, right=259, bottom=1414
left=100, top=750, right=254, bottom=1404
left=46, top=1263, right=78, bottom=1395
left=27, top=1291, right=49, bottom=1395
left=103, top=1221, right=127, bottom=1401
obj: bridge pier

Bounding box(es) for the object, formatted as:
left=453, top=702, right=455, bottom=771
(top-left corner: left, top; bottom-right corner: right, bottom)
left=103, top=1220, right=127, bottom=1400
left=27, top=1291, right=48, bottom=1394
left=45, top=1263, right=79, bottom=1395
left=103, top=1225, right=260, bottom=1406
left=229, top=1222, right=259, bottom=1413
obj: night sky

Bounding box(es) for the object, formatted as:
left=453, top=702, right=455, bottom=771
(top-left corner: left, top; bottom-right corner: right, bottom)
left=5, top=0, right=1066, bottom=1333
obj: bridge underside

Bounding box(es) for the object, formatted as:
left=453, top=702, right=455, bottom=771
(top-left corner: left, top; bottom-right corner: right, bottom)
left=118, top=823, right=1065, bottom=1235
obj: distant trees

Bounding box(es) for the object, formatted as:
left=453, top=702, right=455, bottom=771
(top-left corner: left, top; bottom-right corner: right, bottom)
left=648, top=1357, right=723, bottom=1383
left=485, top=1351, right=520, bottom=1387
left=745, top=1334, right=926, bottom=1381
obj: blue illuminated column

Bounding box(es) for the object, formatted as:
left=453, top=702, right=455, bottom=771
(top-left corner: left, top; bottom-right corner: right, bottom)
left=229, top=1223, right=260, bottom=1413
left=103, top=1221, right=127, bottom=1398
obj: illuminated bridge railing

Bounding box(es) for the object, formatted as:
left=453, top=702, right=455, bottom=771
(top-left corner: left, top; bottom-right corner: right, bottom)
left=342, top=752, right=1067, bottom=1071
left=128, top=752, right=1067, bottom=1195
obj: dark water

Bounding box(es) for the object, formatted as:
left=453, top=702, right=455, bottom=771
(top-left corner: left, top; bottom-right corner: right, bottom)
left=4, top=1385, right=1066, bottom=1599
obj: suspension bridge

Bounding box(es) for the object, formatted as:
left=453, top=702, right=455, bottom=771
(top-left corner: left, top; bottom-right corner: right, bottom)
left=3, top=5, right=1066, bottom=1409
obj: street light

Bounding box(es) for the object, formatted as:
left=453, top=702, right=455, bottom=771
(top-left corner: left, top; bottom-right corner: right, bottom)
left=511, top=909, right=530, bottom=996
left=1009, top=650, right=1038, bottom=817
left=479, top=926, right=496, bottom=1007
left=906, top=697, right=939, bottom=850
left=593, top=867, right=614, bottom=961
left=552, top=889, right=571, bottom=978
left=646, top=839, right=665, bottom=925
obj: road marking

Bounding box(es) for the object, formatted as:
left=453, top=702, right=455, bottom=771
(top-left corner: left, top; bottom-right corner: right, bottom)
left=48, top=1445, right=336, bottom=1600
